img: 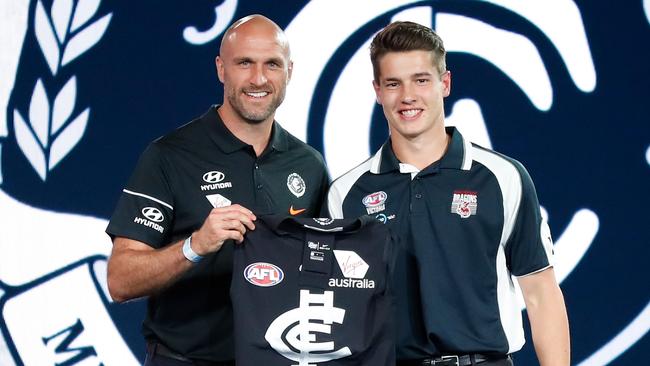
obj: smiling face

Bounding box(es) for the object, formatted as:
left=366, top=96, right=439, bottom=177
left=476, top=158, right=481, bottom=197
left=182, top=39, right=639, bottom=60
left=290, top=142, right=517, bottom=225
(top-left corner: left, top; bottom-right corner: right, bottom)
left=373, top=50, right=450, bottom=143
left=216, top=16, right=292, bottom=125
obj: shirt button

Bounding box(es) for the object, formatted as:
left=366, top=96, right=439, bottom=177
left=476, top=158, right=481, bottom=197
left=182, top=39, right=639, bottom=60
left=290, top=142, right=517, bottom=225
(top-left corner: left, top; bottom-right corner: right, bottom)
left=415, top=193, right=422, bottom=199
left=254, top=164, right=259, bottom=169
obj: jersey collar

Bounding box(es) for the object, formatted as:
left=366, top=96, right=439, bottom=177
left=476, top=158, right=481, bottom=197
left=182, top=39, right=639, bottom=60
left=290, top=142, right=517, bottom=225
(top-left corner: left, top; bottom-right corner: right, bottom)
left=202, top=105, right=289, bottom=154
left=262, top=215, right=374, bottom=239
left=369, top=127, right=473, bottom=174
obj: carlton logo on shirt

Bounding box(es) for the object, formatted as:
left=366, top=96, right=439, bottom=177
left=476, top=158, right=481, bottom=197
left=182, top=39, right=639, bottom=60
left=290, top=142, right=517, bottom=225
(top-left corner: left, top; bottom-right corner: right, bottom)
left=287, top=173, right=306, bottom=198
left=313, top=218, right=334, bottom=226
left=244, top=262, right=284, bottom=287
left=265, top=290, right=352, bottom=365
left=200, top=170, right=233, bottom=191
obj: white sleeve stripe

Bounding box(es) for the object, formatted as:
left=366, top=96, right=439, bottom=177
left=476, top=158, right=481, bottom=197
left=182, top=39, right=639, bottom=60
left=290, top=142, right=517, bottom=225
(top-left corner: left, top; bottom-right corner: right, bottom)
left=470, top=147, right=522, bottom=247
left=327, top=156, right=375, bottom=218
left=122, top=189, right=174, bottom=210
left=461, top=135, right=473, bottom=171
left=369, top=146, right=384, bottom=174
left=514, top=264, right=553, bottom=278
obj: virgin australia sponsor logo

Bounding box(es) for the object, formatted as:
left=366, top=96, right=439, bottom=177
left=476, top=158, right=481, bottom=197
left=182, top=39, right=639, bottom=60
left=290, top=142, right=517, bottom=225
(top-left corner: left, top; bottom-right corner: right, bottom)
left=328, top=278, right=375, bottom=289
left=329, top=250, right=374, bottom=289
left=201, top=170, right=232, bottom=190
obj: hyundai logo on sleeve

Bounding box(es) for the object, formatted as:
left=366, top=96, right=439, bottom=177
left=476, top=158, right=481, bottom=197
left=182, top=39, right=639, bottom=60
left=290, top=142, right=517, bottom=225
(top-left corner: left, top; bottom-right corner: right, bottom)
left=141, top=207, right=164, bottom=222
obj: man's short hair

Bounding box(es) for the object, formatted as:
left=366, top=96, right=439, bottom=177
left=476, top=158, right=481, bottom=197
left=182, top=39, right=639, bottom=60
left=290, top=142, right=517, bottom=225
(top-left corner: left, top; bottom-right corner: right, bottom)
left=370, top=21, right=447, bottom=81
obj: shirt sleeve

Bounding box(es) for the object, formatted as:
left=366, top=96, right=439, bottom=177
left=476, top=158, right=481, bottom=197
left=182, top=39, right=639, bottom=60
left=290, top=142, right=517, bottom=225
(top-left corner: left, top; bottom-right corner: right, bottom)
left=105, top=142, right=175, bottom=248
left=321, top=184, right=344, bottom=219
left=504, top=161, right=554, bottom=277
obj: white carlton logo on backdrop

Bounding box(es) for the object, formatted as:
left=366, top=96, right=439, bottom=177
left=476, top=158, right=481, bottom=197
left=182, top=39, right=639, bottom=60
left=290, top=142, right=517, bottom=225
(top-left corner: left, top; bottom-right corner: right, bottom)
left=276, top=1, right=648, bottom=365
left=0, top=1, right=648, bottom=365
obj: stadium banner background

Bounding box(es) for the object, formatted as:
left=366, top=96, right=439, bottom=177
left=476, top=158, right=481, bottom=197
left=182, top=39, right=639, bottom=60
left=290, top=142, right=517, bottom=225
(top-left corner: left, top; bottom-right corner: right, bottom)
left=0, top=0, right=648, bottom=365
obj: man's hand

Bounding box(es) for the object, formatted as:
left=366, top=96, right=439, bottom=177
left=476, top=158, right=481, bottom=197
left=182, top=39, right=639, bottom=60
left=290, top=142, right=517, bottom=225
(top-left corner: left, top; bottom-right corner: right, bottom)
left=108, top=204, right=256, bottom=302
left=190, top=204, right=257, bottom=255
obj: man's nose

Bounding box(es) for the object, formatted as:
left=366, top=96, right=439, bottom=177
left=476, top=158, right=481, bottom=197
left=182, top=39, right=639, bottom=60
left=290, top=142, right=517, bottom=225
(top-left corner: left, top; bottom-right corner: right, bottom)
left=400, top=83, right=416, bottom=104
left=249, top=65, right=268, bottom=86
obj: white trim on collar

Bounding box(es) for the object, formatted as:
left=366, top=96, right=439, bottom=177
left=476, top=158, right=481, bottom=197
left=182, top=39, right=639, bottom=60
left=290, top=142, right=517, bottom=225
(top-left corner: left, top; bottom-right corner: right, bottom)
left=369, top=145, right=384, bottom=174
left=460, top=133, right=473, bottom=171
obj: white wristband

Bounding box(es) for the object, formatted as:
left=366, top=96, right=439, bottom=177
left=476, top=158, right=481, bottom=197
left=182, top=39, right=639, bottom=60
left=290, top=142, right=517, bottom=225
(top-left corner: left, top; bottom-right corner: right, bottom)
left=182, top=236, right=203, bottom=263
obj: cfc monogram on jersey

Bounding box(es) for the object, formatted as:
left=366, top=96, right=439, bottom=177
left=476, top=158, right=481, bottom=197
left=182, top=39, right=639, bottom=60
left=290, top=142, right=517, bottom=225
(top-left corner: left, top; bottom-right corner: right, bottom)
left=231, top=215, right=395, bottom=365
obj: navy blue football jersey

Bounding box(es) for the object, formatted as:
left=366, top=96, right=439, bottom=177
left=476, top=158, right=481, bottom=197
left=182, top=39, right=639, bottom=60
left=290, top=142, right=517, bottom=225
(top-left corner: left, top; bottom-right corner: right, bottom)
left=231, top=215, right=394, bottom=366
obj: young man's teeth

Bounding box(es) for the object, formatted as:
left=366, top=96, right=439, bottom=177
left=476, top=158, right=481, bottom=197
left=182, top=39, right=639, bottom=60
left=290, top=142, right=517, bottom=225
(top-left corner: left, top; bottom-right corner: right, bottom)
left=246, top=92, right=268, bottom=98
left=401, top=109, right=419, bottom=117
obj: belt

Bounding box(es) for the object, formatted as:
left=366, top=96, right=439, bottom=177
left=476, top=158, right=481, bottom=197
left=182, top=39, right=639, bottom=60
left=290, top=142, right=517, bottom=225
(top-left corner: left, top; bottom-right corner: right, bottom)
left=146, top=342, right=234, bottom=366
left=398, top=353, right=509, bottom=366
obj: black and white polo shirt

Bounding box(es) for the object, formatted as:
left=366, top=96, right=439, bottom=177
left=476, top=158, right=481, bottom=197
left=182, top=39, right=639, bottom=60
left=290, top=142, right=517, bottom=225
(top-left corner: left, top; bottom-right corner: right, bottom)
left=325, top=127, right=554, bottom=359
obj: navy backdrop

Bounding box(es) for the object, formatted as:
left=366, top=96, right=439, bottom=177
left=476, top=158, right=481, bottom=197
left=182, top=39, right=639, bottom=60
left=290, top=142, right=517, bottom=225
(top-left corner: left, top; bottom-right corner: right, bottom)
left=0, top=0, right=648, bottom=365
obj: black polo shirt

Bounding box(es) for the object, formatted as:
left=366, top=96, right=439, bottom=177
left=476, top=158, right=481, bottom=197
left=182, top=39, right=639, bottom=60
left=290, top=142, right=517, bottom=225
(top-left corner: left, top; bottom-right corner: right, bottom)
left=324, top=127, right=554, bottom=359
left=231, top=215, right=395, bottom=365
left=106, top=105, right=329, bottom=362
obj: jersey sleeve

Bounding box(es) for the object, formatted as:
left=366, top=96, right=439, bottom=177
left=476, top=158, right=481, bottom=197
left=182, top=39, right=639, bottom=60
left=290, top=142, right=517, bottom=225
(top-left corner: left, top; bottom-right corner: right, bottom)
left=105, top=142, right=175, bottom=248
left=504, top=161, right=554, bottom=277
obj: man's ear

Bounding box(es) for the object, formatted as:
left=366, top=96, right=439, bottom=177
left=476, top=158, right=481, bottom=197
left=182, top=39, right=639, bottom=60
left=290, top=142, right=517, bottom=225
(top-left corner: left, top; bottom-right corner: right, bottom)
left=441, top=70, right=451, bottom=97
left=216, top=56, right=224, bottom=83
left=287, top=60, right=293, bottom=83
left=373, top=80, right=382, bottom=104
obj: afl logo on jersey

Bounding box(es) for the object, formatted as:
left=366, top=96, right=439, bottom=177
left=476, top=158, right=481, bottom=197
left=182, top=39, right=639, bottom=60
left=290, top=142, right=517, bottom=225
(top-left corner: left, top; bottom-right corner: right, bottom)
left=362, top=191, right=387, bottom=214
left=244, top=262, right=284, bottom=287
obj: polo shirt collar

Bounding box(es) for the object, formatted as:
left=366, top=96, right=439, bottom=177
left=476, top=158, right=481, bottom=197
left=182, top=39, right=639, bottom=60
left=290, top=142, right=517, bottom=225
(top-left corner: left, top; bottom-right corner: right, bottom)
left=369, top=127, right=473, bottom=174
left=202, top=105, right=289, bottom=154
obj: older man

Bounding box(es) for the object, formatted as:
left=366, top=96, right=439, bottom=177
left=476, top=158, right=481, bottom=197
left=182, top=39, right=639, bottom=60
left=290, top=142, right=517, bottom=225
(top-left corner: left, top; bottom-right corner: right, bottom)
left=106, top=15, right=329, bottom=365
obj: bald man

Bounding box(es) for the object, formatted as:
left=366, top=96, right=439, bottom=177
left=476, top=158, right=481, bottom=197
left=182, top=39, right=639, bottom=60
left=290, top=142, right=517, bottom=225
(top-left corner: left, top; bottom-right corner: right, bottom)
left=106, top=15, right=329, bottom=365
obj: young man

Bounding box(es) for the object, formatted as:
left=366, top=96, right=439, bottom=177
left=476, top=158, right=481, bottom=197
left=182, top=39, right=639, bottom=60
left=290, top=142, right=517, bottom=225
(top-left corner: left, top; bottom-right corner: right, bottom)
left=106, top=15, right=329, bottom=365
left=325, top=21, right=569, bottom=366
